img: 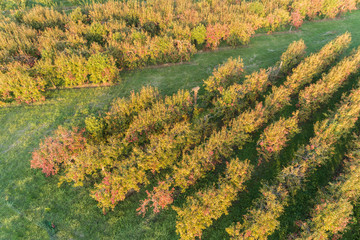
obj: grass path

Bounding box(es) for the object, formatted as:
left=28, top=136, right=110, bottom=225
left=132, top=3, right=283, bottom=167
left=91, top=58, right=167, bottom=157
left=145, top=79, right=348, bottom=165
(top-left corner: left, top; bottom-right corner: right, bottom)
left=1, top=11, right=360, bottom=239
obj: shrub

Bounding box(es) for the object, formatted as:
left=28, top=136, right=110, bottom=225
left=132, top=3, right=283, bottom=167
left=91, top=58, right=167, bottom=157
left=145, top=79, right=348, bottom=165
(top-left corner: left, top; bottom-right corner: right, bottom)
left=34, top=58, right=61, bottom=88
left=257, top=112, right=300, bottom=163
left=135, top=122, right=197, bottom=173
left=170, top=24, right=191, bottom=41
left=124, top=13, right=140, bottom=27
left=125, top=89, right=194, bottom=145
left=264, top=8, right=291, bottom=32
left=305, top=0, right=324, bottom=19
left=104, top=86, right=160, bottom=136
left=226, top=185, right=288, bottom=240
left=149, top=36, right=177, bottom=64
left=86, top=21, right=108, bottom=45
left=114, top=38, right=149, bottom=69
left=30, top=127, right=87, bottom=177
left=142, top=21, right=161, bottom=37
left=0, top=62, right=46, bottom=103
left=203, top=56, right=244, bottom=100
left=291, top=10, right=304, bottom=29
left=248, top=1, right=266, bottom=16
left=85, top=116, right=105, bottom=141
left=137, top=181, right=175, bottom=216
left=321, top=0, right=342, bottom=18
left=55, top=53, right=88, bottom=87
left=69, top=7, right=87, bottom=23
left=298, top=196, right=353, bottom=239
left=176, top=102, right=266, bottom=189
left=255, top=44, right=360, bottom=167
left=205, top=23, right=229, bottom=49
left=86, top=53, right=119, bottom=84
left=340, top=138, right=360, bottom=200
left=215, top=69, right=269, bottom=121
left=226, top=22, right=254, bottom=46
left=281, top=88, right=360, bottom=193
left=173, top=39, right=196, bottom=62
left=190, top=24, right=207, bottom=46
left=174, top=159, right=253, bottom=240
left=91, top=168, right=149, bottom=213
left=0, top=21, right=38, bottom=62
left=88, top=1, right=122, bottom=22
left=263, top=85, right=292, bottom=117
left=37, top=27, right=67, bottom=60
left=279, top=39, right=307, bottom=74
left=23, top=6, right=67, bottom=30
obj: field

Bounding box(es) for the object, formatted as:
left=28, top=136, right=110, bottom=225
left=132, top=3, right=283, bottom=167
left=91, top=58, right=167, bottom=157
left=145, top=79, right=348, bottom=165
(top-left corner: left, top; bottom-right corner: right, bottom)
left=2, top=4, right=360, bottom=240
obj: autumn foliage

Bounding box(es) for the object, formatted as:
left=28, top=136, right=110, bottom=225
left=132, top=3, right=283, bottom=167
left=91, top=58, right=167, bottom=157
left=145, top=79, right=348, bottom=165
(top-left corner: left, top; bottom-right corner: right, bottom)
left=256, top=41, right=360, bottom=166
left=294, top=136, right=360, bottom=239
left=1, top=0, right=357, bottom=104
left=29, top=32, right=360, bottom=239
left=215, top=39, right=306, bottom=121
left=257, top=112, right=300, bottom=163
left=227, top=85, right=360, bottom=239
left=174, top=159, right=253, bottom=240
left=140, top=34, right=349, bottom=216
left=31, top=127, right=87, bottom=177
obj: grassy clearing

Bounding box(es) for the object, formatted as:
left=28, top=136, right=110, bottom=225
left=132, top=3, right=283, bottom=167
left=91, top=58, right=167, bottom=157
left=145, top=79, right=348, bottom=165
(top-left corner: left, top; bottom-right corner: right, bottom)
left=1, top=10, right=360, bottom=239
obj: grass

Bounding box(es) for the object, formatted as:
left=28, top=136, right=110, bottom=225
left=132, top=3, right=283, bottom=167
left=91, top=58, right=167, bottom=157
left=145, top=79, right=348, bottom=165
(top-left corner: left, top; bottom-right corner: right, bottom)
left=1, top=10, right=360, bottom=239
